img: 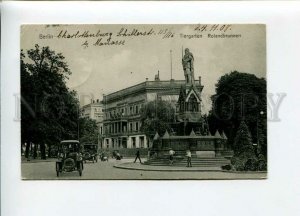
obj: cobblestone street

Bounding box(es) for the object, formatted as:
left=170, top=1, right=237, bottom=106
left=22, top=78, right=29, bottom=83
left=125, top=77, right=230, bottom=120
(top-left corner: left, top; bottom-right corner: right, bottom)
left=22, top=158, right=266, bottom=180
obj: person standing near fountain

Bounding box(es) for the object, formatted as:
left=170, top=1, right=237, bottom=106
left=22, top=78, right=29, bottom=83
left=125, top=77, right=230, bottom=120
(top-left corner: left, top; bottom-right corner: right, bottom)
left=186, top=149, right=192, bottom=167
left=134, top=149, right=142, bottom=163
left=169, top=148, right=175, bottom=165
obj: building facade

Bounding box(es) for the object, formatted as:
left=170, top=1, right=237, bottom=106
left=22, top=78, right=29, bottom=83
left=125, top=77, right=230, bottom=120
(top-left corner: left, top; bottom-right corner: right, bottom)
left=81, top=99, right=103, bottom=121
left=101, top=76, right=203, bottom=153
left=80, top=100, right=104, bottom=145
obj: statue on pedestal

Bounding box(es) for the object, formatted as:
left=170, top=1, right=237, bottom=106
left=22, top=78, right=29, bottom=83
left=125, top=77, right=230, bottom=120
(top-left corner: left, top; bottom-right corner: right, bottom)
left=182, top=48, right=194, bottom=84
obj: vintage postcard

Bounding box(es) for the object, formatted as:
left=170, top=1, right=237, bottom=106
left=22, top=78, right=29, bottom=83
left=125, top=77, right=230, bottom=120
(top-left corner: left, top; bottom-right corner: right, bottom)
left=20, top=24, right=267, bottom=180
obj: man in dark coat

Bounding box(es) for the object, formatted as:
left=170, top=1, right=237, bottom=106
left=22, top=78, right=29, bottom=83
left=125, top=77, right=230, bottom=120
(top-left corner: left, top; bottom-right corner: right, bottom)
left=134, top=149, right=142, bottom=163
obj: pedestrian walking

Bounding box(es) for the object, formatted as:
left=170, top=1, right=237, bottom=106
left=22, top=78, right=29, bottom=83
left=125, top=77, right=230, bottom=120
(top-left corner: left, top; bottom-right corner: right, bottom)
left=169, top=148, right=175, bottom=165
left=134, top=149, right=142, bottom=163
left=186, top=149, right=192, bottom=167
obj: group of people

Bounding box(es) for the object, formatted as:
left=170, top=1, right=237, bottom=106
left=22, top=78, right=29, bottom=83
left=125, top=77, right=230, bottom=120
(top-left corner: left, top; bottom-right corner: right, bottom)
left=134, top=148, right=192, bottom=167
left=169, top=149, right=192, bottom=167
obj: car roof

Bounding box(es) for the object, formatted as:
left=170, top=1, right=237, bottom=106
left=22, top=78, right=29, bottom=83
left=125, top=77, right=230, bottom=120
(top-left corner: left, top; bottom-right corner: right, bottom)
left=60, top=140, right=80, bottom=143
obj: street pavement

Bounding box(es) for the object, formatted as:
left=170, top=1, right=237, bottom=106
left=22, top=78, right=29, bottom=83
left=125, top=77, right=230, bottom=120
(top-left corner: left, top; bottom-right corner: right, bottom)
left=21, top=157, right=266, bottom=180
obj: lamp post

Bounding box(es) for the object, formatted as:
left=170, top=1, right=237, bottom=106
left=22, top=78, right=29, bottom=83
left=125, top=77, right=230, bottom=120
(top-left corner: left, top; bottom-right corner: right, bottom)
left=255, top=110, right=265, bottom=154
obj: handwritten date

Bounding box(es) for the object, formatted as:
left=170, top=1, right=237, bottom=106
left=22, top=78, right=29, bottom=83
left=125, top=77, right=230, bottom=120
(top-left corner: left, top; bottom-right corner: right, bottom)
left=194, top=24, right=232, bottom=33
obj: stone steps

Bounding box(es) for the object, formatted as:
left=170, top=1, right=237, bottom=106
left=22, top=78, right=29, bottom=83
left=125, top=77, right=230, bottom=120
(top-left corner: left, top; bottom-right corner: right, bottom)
left=145, top=157, right=231, bottom=167
left=147, top=158, right=230, bottom=162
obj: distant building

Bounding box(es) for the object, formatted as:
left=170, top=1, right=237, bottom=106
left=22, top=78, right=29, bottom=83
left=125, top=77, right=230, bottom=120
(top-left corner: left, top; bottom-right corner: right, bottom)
left=80, top=99, right=104, bottom=145
left=101, top=74, right=203, bottom=152
left=81, top=99, right=103, bottom=121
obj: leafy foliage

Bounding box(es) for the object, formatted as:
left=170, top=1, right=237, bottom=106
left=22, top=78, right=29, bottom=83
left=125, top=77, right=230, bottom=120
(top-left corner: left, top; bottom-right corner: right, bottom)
left=140, top=100, right=176, bottom=138
left=21, top=45, right=80, bottom=158
left=233, top=121, right=253, bottom=154
left=231, top=121, right=259, bottom=171
left=208, top=71, right=267, bottom=157
left=79, top=117, right=99, bottom=144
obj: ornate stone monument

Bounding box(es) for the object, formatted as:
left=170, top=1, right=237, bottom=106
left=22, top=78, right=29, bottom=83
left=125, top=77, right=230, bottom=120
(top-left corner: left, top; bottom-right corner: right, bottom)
left=177, top=48, right=202, bottom=125
left=146, top=48, right=232, bottom=167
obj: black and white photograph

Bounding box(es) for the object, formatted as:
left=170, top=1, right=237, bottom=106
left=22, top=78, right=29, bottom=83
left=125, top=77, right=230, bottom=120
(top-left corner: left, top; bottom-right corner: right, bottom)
left=20, top=24, right=267, bottom=180
left=3, top=2, right=300, bottom=216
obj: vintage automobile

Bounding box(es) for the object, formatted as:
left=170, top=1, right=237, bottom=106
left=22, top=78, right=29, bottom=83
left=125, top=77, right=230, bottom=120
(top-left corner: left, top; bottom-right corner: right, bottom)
left=82, top=143, right=98, bottom=163
left=55, top=140, right=83, bottom=177
left=112, top=150, right=123, bottom=160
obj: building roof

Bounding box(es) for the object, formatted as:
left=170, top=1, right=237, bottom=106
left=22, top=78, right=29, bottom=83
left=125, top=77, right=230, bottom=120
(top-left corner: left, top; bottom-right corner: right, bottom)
left=104, top=79, right=203, bottom=103
left=81, top=101, right=103, bottom=109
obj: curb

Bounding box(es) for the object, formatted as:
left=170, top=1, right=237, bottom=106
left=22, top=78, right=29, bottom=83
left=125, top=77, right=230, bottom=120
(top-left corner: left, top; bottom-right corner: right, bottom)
left=114, top=162, right=222, bottom=172
left=22, top=159, right=56, bottom=163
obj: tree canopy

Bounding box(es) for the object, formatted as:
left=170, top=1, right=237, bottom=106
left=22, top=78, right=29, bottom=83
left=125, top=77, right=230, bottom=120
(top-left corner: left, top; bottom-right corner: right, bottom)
left=140, top=100, right=176, bottom=138
left=21, top=45, right=80, bottom=151
left=208, top=71, right=267, bottom=157
left=79, top=117, right=99, bottom=144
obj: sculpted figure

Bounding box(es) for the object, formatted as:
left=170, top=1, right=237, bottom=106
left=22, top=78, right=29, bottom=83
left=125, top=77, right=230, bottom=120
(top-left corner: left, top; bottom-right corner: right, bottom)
left=182, top=48, right=194, bottom=84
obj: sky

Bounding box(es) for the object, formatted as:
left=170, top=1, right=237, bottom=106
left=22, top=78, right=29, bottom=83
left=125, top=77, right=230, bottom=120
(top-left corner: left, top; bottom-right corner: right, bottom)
left=21, top=24, right=266, bottom=113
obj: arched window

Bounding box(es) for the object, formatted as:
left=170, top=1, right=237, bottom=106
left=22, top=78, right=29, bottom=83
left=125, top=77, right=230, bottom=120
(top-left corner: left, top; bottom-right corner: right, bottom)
left=188, top=94, right=198, bottom=112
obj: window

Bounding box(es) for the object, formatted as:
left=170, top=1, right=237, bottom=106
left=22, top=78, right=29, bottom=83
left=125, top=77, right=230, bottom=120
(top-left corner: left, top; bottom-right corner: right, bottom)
left=135, top=122, right=139, bottom=132
left=106, top=139, right=109, bottom=149
left=132, top=137, right=136, bottom=148
left=188, top=94, right=198, bottom=112
left=136, top=105, right=138, bottom=114
left=122, top=138, right=127, bottom=148
left=130, top=123, right=133, bottom=132
left=140, top=136, right=144, bottom=148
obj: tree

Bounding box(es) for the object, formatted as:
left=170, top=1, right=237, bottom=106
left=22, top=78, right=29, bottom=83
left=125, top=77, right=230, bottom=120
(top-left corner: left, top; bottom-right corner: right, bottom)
left=140, top=100, right=176, bottom=139
left=79, top=117, right=99, bottom=144
left=21, top=45, right=80, bottom=159
left=208, top=71, right=267, bottom=157
left=233, top=121, right=253, bottom=154
left=231, top=121, right=257, bottom=171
